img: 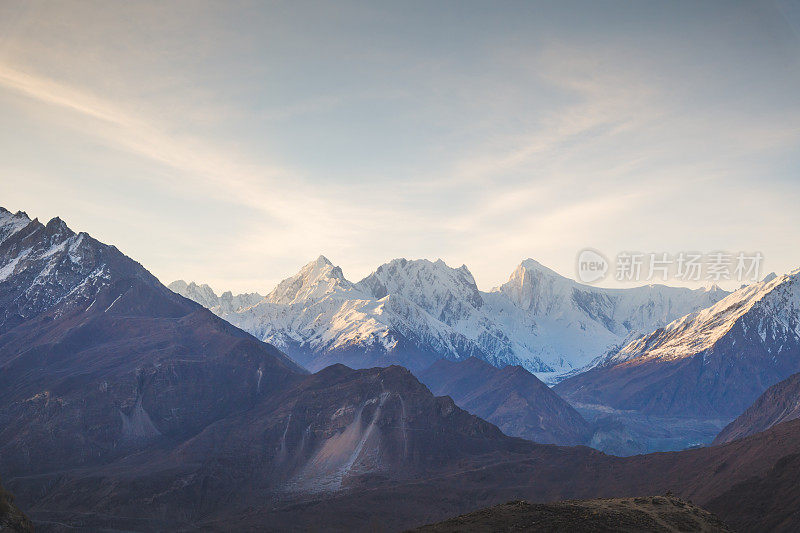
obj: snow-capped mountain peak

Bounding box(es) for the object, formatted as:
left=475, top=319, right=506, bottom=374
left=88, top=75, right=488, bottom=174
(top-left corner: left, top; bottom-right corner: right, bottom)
left=167, top=280, right=264, bottom=314
left=265, top=255, right=354, bottom=305
left=357, top=258, right=483, bottom=325
left=497, top=258, right=576, bottom=315
left=0, top=208, right=34, bottom=246
left=0, top=207, right=161, bottom=334
left=168, top=280, right=219, bottom=308
left=557, top=268, right=800, bottom=418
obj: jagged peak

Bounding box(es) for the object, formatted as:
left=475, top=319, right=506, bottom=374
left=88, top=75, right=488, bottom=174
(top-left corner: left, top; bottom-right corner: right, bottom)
left=516, top=258, right=568, bottom=280
left=167, top=280, right=219, bottom=309
left=298, top=255, right=346, bottom=282
left=360, top=257, right=481, bottom=295
left=0, top=209, right=31, bottom=244
left=169, top=279, right=214, bottom=292
left=312, top=254, right=333, bottom=267
left=45, top=216, right=69, bottom=230
left=0, top=206, right=30, bottom=220
left=0, top=209, right=80, bottom=248
left=369, top=257, right=477, bottom=283
left=265, top=256, right=353, bottom=304
left=0, top=207, right=31, bottom=226
left=356, top=258, right=483, bottom=322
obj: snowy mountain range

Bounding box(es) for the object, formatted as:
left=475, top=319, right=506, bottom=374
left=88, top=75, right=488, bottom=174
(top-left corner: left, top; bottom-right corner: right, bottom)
left=557, top=269, right=800, bottom=417
left=170, top=255, right=728, bottom=380
left=605, top=270, right=798, bottom=366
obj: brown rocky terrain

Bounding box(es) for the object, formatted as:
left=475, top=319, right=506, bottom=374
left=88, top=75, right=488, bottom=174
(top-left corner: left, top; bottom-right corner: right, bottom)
left=413, top=496, right=732, bottom=533
left=714, top=371, right=800, bottom=445
left=206, top=418, right=800, bottom=532
left=0, top=478, right=32, bottom=533
left=419, top=357, right=591, bottom=445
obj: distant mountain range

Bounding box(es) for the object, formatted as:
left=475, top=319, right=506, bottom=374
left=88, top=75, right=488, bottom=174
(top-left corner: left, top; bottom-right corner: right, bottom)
left=167, top=279, right=263, bottom=314
left=2, top=206, right=800, bottom=531
left=171, top=256, right=728, bottom=379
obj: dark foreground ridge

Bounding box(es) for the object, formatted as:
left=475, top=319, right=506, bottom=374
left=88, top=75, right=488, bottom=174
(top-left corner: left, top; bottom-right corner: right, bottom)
left=412, top=496, right=732, bottom=533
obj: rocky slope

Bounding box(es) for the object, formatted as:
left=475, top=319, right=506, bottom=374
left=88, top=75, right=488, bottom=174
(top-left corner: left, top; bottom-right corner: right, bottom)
left=0, top=207, right=302, bottom=480
left=210, top=418, right=800, bottom=532
left=172, top=256, right=727, bottom=380
left=556, top=271, right=800, bottom=418
left=10, top=364, right=535, bottom=531
left=418, top=357, right=591, bottom=445
left=0, top=478, right=32, bottom=533
left=713, top=371, right=800, bottom=445
left=414, top=496, right=732, bottom=533
left=17, top=366, right=800, bottom=532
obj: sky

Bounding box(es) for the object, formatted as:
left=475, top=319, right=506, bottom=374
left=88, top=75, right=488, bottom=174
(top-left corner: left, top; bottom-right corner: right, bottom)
left=1, top=0, right=800, bottom=293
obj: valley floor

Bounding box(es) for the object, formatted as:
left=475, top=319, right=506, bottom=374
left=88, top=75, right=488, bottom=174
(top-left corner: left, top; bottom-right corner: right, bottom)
left=575, top=403, right=731, bottom=456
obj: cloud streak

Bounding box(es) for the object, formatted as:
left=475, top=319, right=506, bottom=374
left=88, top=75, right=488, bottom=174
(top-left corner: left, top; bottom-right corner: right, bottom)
left=1, top=2, right=799, bottom=292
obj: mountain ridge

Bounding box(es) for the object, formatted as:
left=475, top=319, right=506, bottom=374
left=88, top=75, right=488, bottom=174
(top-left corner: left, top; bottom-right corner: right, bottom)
left=556, top=270, right=800, bottom=418
left=713, top=371, right=800, bottom=445
left=0, top=207, right=304, bottom=481
left=171, top=255, right=729, bottom=378
left=418, top=357, right=591, bottom=445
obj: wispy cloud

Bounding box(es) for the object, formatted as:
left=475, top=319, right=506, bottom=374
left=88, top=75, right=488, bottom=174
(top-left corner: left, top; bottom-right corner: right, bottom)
left=1, top=2, right=799, bottom=292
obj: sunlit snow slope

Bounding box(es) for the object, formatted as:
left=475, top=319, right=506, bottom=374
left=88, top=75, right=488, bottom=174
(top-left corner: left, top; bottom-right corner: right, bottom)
left=171, top=256, right=728, bottom=379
